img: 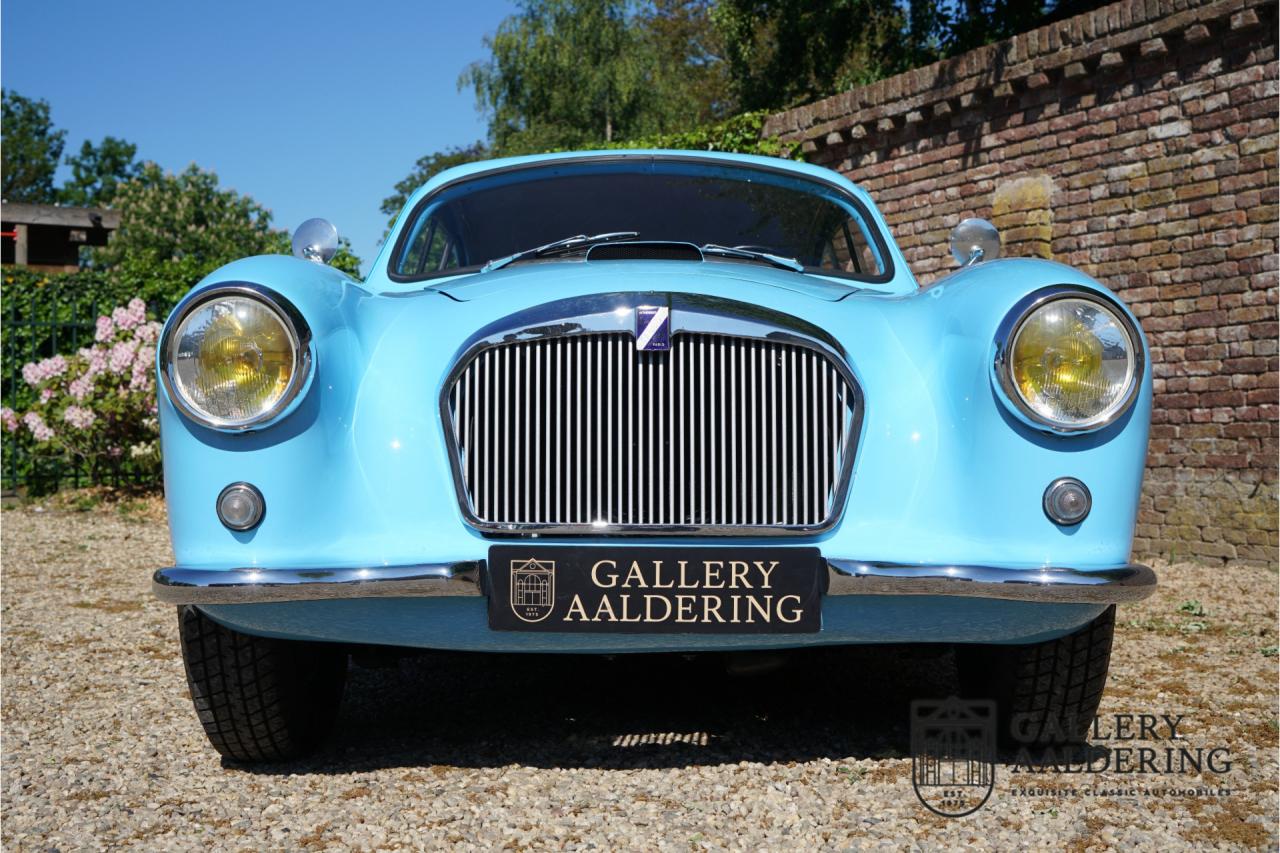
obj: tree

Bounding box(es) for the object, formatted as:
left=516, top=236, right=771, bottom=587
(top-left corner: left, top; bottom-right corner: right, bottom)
left=93, top=162, right=362, bottom=299
left=711, top=0, right=906, bottom=111
left=380, top=142, right=488, bottom=230
left=392, top=0, right=1111, bottom=214
left=461, top=0, right=674, bottom=154
left=93, top=162, right=278, bottom=269
left=944, top=0, right=1056, bottom=56
left=637, top=0, right=733, bottom=126
left=59, top=136, right=141, bottom=208
left=1, top=90, right=66, bottom=204
left=711, top=0, right=1112, bottom=111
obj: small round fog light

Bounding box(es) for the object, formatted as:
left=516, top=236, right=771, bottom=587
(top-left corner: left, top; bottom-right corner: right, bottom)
left=1043, top=477, right=1091, bottom=526
left=216, top=483, right=265, bottom=531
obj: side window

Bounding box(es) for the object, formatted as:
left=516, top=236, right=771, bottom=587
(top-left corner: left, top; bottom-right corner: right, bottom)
left=397, top=214, right=460, bottom=276
left=820, top=216, right=883, bottom=277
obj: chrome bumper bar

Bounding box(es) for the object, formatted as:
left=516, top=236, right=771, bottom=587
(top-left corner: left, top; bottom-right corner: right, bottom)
left=153, top=560, right=1155, bottom=606
left=825, top=561, right=1155, bottom=603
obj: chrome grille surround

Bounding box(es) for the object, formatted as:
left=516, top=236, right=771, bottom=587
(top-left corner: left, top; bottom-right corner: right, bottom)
left=441, top=293, right=863, bottom=536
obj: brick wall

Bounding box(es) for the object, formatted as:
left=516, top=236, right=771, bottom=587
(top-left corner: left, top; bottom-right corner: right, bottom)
left=765, top=0, right=1278, bottom=567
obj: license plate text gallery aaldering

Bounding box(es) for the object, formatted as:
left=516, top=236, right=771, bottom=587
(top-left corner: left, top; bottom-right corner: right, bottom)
left=487, top=547, right=825, bottom=634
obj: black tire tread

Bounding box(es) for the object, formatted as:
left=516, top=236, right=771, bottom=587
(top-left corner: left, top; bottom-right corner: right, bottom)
left=958, top=606, right=1115, bottom=745
left=178, top=605, right=346, bottom=762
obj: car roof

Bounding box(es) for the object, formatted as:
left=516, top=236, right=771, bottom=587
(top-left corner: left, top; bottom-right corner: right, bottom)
left=399, top=148, right=876, bottom=214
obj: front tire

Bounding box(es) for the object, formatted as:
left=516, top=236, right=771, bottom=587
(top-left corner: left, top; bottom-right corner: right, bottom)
left=956, top=605, right=1115, bottom=745
left=178, top=605, right=347, bottom=762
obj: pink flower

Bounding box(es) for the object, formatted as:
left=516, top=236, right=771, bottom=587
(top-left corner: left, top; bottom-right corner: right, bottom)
left=68, top=374, right=94, bottom=401
left=63, top=406, right=96, bottom=429
left=0, top=408, right=18, bottom=433
left=108, top=340, right=136, bottom=374
left=63, top=405, right=96, bottom=429
left=22, top=411, right=54, bottom=442
left=21, top=355, right=68, bottom=387
left=135, top=322, right=162, bottom=344
left=40, top=388, right=54, bottom=403
left=94, top=315, right=115, bottom=343
left=86, top=347, right=108, bottom=377
left=130, top=349, right=154, bottom=392
left=112, top=298, right=147, bottom=331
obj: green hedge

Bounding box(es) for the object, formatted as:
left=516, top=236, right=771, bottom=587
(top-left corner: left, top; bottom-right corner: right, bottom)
left=571, top=110, right=802, bottom=159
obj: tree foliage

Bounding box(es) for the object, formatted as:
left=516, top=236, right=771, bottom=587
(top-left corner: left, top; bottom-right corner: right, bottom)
left=585, top=109, right=798, bottom=158
left=637, top=0, right=732, bottom=127
left=89, top=162, right=361, bottom=302
left=712, top=0, right=1107, bottom=110
left=93, top=162, right=278, bottom=269
left=2, top=90, right=66, bottom=204
left=0, top=91, right=362, bottom=285
left=59, top=136, right=142, bottom=208
left=711, top=0, right=900, bottom=111
left=461, top=0, right=662, bottom=154
left=386, top=1, right=766, bottom=220
left=390, top=0, right=1103, bottom=214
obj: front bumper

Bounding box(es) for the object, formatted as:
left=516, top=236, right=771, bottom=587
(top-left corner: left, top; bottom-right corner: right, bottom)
left=152, top=560, right=1156, bottom=606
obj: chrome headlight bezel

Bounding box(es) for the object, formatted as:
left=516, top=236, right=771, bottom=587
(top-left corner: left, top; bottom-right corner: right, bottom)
left=159, top=282, right=313, bottom=432
left=993, top=285, right=1143, bottom=434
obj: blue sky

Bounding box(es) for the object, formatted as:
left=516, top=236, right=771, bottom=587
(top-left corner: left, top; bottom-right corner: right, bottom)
left=2, top=1, right=517, bottom=273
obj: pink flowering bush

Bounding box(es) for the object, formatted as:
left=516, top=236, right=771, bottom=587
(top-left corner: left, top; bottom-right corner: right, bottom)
left=5, top=298, right=163, bottom=484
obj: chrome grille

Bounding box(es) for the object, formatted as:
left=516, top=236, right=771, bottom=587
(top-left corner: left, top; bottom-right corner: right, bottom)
left=446, top=332, right=859, bottom=533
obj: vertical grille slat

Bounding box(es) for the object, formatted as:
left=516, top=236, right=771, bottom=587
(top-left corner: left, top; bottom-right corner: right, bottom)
left=448, top=331, right=858, bottom=533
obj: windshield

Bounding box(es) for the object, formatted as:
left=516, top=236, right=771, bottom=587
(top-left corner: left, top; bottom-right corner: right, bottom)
left=390, top=158, right=889, bottom=282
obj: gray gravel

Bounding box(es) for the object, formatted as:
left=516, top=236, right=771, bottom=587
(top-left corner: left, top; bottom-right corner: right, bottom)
left=2, top=502, right=1277, bottom=851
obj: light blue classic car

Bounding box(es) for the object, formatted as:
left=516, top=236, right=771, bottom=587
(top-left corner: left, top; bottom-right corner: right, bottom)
left=152, top=150, right=1155, bottom=761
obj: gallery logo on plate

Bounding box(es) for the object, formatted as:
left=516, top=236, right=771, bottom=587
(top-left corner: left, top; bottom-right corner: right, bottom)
left=509, top=558, right=556, bottom=622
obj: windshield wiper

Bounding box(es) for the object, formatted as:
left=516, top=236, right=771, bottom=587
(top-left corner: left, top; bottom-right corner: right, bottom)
left=700, top=244, right=805, bottom=273
left=481, top=231, right=640, bottom=273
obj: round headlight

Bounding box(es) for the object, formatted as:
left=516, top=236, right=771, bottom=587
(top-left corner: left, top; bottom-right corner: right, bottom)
left=997, top=289, right=1141, bottom=431
left=163, top=287, right=310, bottom=430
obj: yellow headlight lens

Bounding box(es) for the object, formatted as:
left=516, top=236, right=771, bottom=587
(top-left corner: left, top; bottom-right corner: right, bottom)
left=170, top=295, right=299, bottom=426
left=1009, top=297, right=1136, bottom=428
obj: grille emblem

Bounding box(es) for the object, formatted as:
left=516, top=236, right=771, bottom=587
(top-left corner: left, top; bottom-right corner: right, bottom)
left=635, top=306, right=670, bottom=351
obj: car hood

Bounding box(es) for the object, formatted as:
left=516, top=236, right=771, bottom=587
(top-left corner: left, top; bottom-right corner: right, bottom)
left=417, top=259, right=897, bottom=303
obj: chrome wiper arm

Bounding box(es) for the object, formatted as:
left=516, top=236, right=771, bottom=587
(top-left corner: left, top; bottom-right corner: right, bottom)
left=481, top=231, right=640, bottom=273
left=700, top=244, right=805, bottom=273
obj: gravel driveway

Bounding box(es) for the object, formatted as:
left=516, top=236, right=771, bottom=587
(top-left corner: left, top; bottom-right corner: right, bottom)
left=2, top=503, right=1277, bottom=851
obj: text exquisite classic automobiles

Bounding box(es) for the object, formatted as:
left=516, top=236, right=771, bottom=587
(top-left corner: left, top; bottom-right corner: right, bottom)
left=152, top=150, right=1156, bottom=761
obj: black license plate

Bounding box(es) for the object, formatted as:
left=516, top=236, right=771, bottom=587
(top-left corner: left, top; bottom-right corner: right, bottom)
left=487, top=546, right=824, bottom=634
